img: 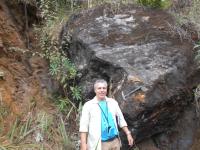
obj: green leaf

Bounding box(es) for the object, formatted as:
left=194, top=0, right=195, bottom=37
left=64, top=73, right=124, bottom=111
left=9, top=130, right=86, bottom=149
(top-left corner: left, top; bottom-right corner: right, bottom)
left=70, top=86, right=82, bottom=101
left=194, top=44, right=200, bottom=50
left=60, top=76, right=66, bottom=84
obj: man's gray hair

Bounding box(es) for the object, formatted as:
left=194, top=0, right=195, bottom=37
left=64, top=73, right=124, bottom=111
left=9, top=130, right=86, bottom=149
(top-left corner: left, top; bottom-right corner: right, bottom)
left=94, top=79, right=108, bottom=90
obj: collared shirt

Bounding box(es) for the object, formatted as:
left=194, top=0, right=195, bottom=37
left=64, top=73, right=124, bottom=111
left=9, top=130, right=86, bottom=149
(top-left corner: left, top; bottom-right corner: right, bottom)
left=79, top=96, right=127, bottom=150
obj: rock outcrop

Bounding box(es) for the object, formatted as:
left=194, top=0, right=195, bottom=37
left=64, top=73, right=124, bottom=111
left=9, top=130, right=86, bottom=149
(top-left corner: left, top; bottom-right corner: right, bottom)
left=60, top=4, right=200, bottom=149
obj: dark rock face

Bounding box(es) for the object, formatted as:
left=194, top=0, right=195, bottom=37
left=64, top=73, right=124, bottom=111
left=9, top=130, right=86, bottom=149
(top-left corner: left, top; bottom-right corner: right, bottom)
left=153, top=105, right=197, bottom=150
left=60, top=4, right=199, bottom=149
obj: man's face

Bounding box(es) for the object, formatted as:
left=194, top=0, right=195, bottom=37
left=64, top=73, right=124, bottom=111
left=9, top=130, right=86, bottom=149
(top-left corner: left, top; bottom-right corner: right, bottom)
left=94, top=82, right=107, bottom=100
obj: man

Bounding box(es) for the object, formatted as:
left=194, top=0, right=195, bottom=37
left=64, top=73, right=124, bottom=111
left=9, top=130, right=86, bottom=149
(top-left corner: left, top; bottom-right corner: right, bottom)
left=79, top=79, right=134, bottom=150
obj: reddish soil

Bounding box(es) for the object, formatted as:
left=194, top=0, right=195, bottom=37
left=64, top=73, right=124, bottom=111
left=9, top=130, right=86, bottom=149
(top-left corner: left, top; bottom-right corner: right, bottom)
left=0, top=0, right=56, bottom=141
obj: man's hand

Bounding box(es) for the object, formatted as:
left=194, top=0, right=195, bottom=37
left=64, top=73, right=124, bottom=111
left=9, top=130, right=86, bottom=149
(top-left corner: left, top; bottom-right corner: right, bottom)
left=127, top=132, right=134, bottom=147
left=122, top=126, right=134, bottom=147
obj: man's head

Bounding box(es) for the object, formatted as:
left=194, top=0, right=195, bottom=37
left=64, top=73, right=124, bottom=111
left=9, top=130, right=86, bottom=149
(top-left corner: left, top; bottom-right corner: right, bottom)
left=94, top=79, right=108, bottom=100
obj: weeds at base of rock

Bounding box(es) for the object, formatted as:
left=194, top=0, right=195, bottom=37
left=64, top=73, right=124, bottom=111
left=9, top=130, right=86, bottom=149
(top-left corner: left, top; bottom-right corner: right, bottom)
left=0, top=110, right=76, bottom=150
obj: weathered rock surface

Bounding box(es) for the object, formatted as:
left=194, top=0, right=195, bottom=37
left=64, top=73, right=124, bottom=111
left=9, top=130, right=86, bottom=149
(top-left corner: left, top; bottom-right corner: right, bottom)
left=61, top=4, right=200, bottom=149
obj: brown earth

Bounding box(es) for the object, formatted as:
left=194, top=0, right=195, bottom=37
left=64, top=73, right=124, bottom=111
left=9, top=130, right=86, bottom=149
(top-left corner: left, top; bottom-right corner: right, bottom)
left=0, top=0, right=58, bottom=146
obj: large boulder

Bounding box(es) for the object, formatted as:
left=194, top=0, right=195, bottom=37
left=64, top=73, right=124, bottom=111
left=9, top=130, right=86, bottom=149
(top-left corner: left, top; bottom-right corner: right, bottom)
left=60, top=4, right=200, bottom=149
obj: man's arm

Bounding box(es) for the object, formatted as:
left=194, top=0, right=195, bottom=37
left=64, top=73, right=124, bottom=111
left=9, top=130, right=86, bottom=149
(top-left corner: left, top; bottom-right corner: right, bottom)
left=80, top=132, right=87, bottom=150
left=114, top=100, right=134, bottom=146
left=122, top=126, right=134, bottom=146
left=79, top=102, right=90, bottom=150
